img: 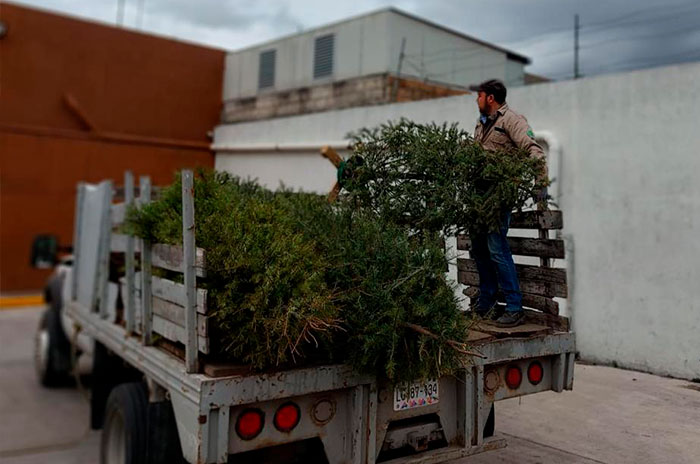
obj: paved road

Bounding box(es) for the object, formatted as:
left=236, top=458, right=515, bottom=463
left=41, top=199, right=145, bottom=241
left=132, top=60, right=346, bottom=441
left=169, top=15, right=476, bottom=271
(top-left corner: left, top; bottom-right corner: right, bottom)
left=1, top=306, right=699, bottom=464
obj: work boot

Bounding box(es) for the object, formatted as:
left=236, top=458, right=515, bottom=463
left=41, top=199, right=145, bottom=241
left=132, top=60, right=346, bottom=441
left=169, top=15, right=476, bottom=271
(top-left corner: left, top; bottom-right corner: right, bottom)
left=494, top=310, right=525, bottom=328
left=472, top=302, right=496, bottom=319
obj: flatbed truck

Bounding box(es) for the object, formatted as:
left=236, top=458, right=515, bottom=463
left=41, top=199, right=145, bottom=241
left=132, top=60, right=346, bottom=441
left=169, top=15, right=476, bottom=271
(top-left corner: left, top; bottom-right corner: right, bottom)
left=33, top=170, right=575, bottom=464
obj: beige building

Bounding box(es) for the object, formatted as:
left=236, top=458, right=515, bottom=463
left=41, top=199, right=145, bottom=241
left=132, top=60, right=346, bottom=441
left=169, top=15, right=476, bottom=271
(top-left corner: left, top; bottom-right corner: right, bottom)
left=221, top=8, right=530, bottom=122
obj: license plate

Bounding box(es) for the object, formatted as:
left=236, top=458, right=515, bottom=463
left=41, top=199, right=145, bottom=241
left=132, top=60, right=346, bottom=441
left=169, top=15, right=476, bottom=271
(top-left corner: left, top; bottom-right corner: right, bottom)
left=393, top=379, right=439, bottom=411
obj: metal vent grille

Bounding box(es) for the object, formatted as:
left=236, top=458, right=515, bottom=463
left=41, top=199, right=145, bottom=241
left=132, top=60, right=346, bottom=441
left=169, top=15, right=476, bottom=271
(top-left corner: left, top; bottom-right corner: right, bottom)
left=313, top=34, right=334, bottom=79
left=258, top=49, right=276, bottom=89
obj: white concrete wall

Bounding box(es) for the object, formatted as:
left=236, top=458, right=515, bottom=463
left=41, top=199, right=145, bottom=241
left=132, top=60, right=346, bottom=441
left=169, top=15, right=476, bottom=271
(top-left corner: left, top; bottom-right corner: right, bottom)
left=214, top=62, right=700, bottom=380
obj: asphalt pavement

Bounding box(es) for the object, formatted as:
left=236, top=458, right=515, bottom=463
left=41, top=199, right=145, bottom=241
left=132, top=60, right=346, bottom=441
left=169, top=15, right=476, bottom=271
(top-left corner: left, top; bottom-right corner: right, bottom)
left=1, top=306, right=698, bottom=464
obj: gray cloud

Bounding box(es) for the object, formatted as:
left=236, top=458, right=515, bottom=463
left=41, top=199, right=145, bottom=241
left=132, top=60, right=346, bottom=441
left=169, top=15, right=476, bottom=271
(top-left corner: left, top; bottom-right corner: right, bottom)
left=9, top=0, right=700, bottom=79
left=141, top=0, right=303, bottom=32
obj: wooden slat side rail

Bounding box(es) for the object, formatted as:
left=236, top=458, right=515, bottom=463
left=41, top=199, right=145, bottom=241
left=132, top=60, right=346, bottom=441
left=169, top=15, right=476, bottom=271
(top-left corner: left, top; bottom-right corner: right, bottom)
left=127, top=292, right=209, bottom=331
left=119, top=283, right=208, bottom=334
left=521, top=293, right=559, bottom=315
left=462, top=286, right=560, bottom=314
left=523, top=309, right=569, bottom=332
left=111, top=234, right=142, bottom=253
left=153, top=297, right=208, bottom=337
left=461, top=209, right=567, bottom=318
left=458, top=271, right=568, bottom=298
left=152, top=316, right=210, bottom=355
left=457, top=258, right=567, bottom=285
left=456, top=236, right=565, bottom=259
left=153, top=276, right=207, bottom=315
left=97, top=181, right=113, bottom=318
left=510, top=210, right=563, bottom=229
left=140, top=176, right=154, bottom=346
left=111, top=202, right=126, bottom=227
left=181, top=170, right=199, bottom=373
left=114, top=185, right=162, bottom=201
left=152, top=244, right=207, bottom=278
left=128, top=275, right=207, bottom=315
left=124, top=171, right=136, bottom=335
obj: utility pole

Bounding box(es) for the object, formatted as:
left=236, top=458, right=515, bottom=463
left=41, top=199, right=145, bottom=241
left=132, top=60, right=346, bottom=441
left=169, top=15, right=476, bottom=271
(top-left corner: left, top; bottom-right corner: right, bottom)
left=574, top=14, right=580, bottom=79
left=392, top=37, right=406, bottom=102
left=116, top=0, right=125, bottom=26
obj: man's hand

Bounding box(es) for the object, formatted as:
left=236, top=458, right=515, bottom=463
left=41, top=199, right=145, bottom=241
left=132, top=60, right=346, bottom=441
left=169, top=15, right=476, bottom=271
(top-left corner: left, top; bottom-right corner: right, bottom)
left=533, top=187, right=549, bottom=210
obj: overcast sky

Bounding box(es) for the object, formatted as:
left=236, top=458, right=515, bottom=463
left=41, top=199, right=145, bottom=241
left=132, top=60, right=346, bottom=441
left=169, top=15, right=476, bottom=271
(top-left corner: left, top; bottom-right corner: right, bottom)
left=8, top=0, right=700, bottom=80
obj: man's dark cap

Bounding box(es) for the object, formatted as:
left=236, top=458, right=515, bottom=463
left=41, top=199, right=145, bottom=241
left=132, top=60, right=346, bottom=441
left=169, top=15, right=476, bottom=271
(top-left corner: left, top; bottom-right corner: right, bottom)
left=469, top=79, right=507, bottom=103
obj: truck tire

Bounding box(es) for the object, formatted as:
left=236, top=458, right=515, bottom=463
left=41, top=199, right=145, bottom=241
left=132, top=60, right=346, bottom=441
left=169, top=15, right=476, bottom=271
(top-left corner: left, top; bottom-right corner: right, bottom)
left=483, top=403, right=495, bottom=438
left=147, top=401, right=187, bottom=464
left=34, top=307, right=72, bottom=387
left=100, top=382, right=148, bottom=464
left=91, top=342, right=143, bottom=430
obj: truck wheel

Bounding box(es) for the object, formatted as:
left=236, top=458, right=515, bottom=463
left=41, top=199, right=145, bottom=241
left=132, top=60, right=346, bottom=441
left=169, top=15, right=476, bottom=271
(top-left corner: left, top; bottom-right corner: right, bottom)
left=101, top=382, right=148, bottom=464
left=147, top=401, right=187, bottom=464
left=34, top=308, right=72, bottom=387
left=483, top=403, right=495, bottom=438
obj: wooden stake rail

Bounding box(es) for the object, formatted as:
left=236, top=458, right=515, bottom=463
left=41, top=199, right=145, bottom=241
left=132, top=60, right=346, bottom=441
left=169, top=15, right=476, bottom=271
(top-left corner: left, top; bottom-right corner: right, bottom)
left=457, top=210, right=568, bottom=319
left=110, top=170, right=207, bottom=373
left=317, top=146, right=570, bottom=324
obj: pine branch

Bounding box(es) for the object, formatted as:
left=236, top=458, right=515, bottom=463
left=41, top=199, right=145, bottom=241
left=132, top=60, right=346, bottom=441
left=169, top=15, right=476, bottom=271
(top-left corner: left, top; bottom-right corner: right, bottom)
left=401, top=322, right=486, bottom=359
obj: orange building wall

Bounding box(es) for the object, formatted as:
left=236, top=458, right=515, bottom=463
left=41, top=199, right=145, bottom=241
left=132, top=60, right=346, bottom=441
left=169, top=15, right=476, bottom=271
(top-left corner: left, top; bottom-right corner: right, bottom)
left=0, top=3, right=225, bottom=291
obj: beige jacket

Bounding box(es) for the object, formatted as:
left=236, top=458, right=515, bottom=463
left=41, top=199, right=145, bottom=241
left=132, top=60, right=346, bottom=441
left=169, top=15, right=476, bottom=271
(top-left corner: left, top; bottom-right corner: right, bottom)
left=473, top=103, right=545, bottom=162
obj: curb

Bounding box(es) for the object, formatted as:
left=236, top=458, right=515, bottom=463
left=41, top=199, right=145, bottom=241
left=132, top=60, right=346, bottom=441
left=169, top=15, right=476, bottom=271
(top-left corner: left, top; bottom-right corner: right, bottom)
left=0, top=295, right=45, bottom=308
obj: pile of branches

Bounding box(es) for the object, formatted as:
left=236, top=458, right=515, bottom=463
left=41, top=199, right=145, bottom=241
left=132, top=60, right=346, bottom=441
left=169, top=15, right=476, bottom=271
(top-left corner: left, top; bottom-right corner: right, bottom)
left=124, top=120, right=546, bottom=383
left=125, top=171, right=470, bottom=382
left=343, top=119, right=547, bottom=235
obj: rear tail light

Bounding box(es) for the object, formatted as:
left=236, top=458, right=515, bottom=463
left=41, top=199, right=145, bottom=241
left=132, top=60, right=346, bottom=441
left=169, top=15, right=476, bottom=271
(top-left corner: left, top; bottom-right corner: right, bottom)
left=236, top=408, right=264, bottom=440
left=505, top=365, right=522, bottom=389
left=274, top=402, right=301, bottom=432
left=528, top=361, right=544, bottom=385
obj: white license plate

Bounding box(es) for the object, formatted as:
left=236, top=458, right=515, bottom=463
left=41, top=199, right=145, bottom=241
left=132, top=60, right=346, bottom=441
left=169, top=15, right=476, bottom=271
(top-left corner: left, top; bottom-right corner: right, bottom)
left=393, top=379, right=439, bottom=411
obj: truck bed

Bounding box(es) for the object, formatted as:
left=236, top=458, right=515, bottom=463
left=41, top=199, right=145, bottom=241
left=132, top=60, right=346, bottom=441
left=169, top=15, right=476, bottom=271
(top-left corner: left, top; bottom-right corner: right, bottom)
left=65, top=173, right=575, bottom=464
left=67, top=297, right=575, bottom=464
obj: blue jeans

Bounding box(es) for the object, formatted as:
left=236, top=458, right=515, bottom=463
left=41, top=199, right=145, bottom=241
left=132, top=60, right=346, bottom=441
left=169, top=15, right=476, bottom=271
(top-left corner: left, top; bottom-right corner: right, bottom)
left=471, top=211, right=522, bottom=313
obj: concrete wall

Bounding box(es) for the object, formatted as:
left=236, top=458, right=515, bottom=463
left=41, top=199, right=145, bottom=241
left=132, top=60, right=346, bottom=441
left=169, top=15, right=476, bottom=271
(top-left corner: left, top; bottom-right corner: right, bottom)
left=0, top=3, right=221, bottom=291
left=214, top=62, right=700, bottom=380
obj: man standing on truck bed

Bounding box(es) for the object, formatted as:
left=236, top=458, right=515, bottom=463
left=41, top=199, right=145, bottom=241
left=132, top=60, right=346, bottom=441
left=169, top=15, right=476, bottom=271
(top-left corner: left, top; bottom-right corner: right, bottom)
left=469, top=79, right=546, bottom=327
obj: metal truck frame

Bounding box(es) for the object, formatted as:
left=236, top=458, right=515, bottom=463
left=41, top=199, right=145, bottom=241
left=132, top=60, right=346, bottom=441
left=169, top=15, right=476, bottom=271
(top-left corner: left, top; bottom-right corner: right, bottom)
left=41, top=170, right=575, bottom=464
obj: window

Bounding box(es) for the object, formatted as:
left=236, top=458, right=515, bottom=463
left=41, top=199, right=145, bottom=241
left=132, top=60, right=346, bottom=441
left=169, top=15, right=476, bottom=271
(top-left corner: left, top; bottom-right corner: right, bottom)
left=258, top=49, right=276, bottom=89
left=313, top=34, right=334, bottom=79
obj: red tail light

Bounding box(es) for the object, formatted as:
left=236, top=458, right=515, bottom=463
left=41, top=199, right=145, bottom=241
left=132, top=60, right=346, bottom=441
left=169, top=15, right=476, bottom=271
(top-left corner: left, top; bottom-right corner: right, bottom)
left=236, top=409, right=264, bottom=440
left=528, top=361, right=544, bottom=385
left=505, top=366, right=522, bottom=389
left=274, top=402, right=301, bottom=432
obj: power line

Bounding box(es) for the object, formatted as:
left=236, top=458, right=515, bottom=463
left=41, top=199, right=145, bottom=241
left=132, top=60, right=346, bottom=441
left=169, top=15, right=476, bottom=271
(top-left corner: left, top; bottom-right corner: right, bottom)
left=404, top=47, right=491, bottom=63
left=580, top=23, right=700, bottom=50
left=584, top=49, right=700, bottom=75
left=404, top=3, right=700, bottom=71
left=500, top=1, right=700, bottom=51
left=582, top=0, right=700, bottom=31
left=423, top=60, right=509, bottom=80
